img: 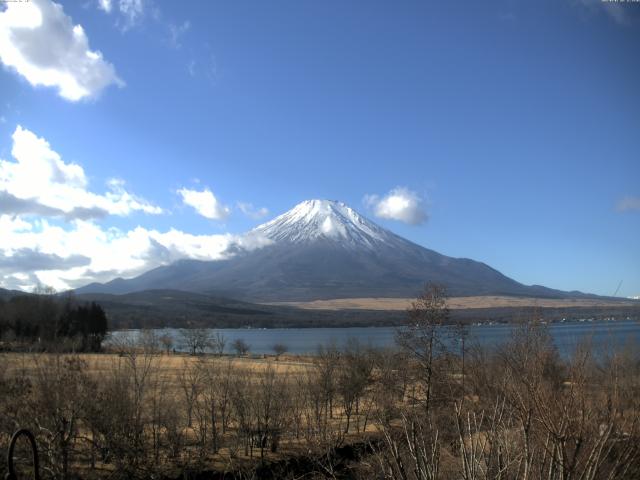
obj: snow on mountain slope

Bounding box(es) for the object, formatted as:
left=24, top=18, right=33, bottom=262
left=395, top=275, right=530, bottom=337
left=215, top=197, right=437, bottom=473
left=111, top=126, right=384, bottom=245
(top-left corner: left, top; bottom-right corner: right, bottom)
left=75, top=199, right=585, bottom=301
left=251, top=199, right=408, bottom=250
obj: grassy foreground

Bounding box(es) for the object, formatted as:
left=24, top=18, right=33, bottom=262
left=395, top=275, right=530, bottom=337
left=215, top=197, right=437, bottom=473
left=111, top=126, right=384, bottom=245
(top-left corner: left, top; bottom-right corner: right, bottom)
left=2, top=318, right=640, bottom=479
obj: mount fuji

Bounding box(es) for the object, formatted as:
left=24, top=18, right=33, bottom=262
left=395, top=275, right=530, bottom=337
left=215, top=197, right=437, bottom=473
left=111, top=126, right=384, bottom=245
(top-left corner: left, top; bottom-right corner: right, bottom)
left=76, top=199, right=585, bottom=301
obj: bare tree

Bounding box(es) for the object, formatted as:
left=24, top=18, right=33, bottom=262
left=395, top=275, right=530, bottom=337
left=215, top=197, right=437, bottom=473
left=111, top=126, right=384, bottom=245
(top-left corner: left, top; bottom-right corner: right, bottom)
left=396, top=283, right=450, bottom=413
left=180, top=328, right=211, bottom=355
left=178, top=359, right=202, bottom=428
left=80, top=348, right=157, bottom=477
left=196, top=357, right=228, bottom=453
left=337, top=339, right=373, bottom=433
left=138, top=329, right=160, bottom=353
left=159, top=333, right=173, bottom=354
left=272, top=342, right=288, bottom=360
left=212, top=331, right=227, bottom=356
left=315, top=342, right=340, bottom=422
left=30, top=355, right=87, bottom=480
left=232, top=338, right=250, bottom=357
left=252, top=365, right=291, bottom=460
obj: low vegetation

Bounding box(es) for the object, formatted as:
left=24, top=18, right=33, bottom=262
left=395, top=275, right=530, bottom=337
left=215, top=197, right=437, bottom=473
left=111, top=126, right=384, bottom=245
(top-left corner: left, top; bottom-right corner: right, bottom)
left=0, top=285, right=638, bottom=479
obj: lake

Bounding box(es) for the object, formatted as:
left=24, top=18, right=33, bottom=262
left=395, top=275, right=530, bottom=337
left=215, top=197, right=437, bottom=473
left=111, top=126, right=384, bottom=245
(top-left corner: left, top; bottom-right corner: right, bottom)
left=109, top=319, right=640, bottom=357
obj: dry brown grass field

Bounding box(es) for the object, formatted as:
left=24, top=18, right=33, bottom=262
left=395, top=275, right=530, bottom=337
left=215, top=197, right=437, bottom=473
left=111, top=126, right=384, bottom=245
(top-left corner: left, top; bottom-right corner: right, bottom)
left=1, top=351, right=315, bottom=379
left=268, top=295, right=639, bottom=310
left=0, top=349, right=385, bottom=479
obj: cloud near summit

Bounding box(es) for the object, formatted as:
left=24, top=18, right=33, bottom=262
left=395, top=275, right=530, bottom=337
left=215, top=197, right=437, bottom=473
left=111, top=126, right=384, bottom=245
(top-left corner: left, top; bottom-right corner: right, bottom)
left=364, top=187, right=428, bottom=225
left=0, top=127, right=271, bottom=292
left=178, top=187, right=231, bottom=220
left=0, top=0, right=123, bottom=101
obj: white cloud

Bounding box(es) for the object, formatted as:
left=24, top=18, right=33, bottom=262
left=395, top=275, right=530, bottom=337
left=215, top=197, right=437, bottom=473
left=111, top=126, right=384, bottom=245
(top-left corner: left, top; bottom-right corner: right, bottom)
left=0, top=215, right=272, bottom=291
left=0, top=126, right=274, bottom=292
left=364, top=187, right=428, bottom=225
left=97, top=0, right=112, bottom=13
left=237, top=202, right=269, bottom=220
left=118, top=0, right=145, bottom=30
left=616, top=196, right=640, bottom=212
left=0, top=0, right=123, bottom=101
left=96, top=0, right=145, bottom=30
left=178, top=187, right=230, bottom=220
left=0, top=125, right=162, bottom=218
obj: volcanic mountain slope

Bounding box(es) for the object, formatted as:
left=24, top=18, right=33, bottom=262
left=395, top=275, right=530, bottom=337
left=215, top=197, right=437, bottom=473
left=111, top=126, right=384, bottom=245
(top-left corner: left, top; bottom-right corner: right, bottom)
left=76, top=199, right=590, bottom=301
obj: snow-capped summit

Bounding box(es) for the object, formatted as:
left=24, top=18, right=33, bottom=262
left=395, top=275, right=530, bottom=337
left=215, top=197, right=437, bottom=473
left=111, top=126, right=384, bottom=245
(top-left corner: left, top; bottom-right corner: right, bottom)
left=251, top=199, right=394, bottom=248
left=77, top=198, right=582, bottom=302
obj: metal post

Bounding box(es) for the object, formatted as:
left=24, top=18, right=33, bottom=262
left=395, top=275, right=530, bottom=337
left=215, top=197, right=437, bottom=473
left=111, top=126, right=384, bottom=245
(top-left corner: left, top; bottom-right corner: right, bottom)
left=5, top=429, right=40, bottom=480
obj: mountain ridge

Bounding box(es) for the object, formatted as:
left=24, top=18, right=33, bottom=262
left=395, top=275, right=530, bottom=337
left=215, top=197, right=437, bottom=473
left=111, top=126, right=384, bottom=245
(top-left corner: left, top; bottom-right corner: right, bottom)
left=75, top=199, right=601, bottom=301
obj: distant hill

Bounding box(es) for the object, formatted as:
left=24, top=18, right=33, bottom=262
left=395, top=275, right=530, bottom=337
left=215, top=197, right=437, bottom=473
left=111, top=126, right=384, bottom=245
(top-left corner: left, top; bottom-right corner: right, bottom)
left=4, top=287, right=635, bottom=330
left=0, top=287, right=27, bottom=301
left=75, top=289, right=406, bottom=329
left=75, top=289, right=640, bottom=330
left=76, top=199, right=602, bottom=302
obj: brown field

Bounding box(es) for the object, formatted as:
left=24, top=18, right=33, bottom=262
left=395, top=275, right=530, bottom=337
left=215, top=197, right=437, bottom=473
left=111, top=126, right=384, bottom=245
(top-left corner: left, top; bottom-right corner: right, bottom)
left=1, top=351, right=316, bottom=383
left=267, top=295, right=639, bottom=310
left=0, top=350, right=384, bottom=478
left=2, top=326, right=639, bottom=480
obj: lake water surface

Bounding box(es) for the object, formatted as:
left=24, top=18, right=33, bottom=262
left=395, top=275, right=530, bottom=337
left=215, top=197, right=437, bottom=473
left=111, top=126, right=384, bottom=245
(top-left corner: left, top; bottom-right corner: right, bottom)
left=110, top=319, right=640, bottom=357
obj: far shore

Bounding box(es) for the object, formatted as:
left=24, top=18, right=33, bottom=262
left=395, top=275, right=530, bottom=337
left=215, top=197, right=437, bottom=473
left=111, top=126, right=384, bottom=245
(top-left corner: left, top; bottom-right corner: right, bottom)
left=266, top=295, right=640, bottom=311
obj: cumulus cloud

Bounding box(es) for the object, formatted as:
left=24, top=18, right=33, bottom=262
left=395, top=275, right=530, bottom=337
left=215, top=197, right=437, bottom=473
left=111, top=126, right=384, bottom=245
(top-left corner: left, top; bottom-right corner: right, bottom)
left=0, top=215, right=272, bottom=291
left=237, top=202, right=269, bottom=220
left=364, top=187, right=428, bottom=225
left=0, top=0, right=123, bottom=101
left=0, top=126, right=274, bottom=292
left=178, top=187, right=230, bottom=220
left=0, top=126, right=162, bottom=219
left=616, top=196, right=640, bottom=212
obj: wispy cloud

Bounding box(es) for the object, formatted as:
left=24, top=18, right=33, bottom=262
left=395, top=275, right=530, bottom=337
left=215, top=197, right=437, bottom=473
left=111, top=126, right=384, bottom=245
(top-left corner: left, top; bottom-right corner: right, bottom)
left=168, top=20, right=190, bottom=49
left=616, top=196, right=640, bottom=212
left=187, top=59, right=196, bottom=77
left=178, top=187, right=230, bottom=220
left=96, top=0, right=147, bottom=31
left=237, top=202, right=269, bottom=220
left=0, top=0, right=123, bottom=101
left=364, top=187, right=428, bottom=225
left=187, top=54, right=220, bottom=84
left=574, top=0, right=638, bottom=26
left=117, top=0, right=145, bottom=30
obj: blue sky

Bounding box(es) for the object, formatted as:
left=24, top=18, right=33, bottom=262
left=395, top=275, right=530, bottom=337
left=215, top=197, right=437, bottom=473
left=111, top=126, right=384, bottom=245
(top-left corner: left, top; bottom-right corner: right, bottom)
left=0, top=0, right=638, bottom=296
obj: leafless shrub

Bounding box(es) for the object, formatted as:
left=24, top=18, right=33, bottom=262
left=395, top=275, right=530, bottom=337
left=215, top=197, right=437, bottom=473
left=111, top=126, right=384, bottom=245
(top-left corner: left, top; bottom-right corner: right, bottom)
left=180, top=328, right=211, bottom=355
left=232, top=338, right=250, bottom=356
left=212, top=331, right=227, bottom=356
left=272, top=342, right=288, bottom=359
